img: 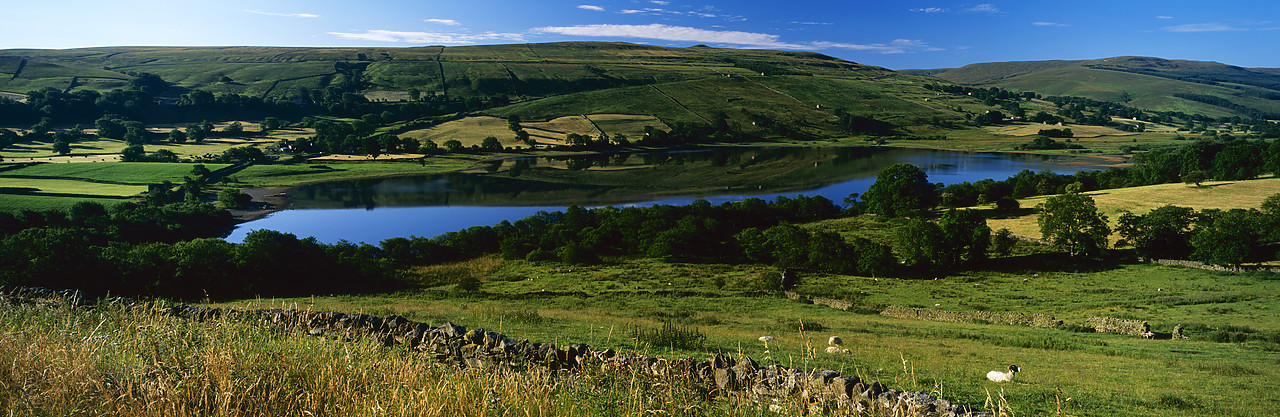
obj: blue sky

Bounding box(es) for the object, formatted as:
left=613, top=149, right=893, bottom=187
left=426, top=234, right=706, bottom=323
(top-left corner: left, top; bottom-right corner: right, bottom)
left=4, top=1, right=1277, bottom=69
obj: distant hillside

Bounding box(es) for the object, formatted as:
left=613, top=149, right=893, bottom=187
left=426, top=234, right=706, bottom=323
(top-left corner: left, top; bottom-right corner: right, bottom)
left=907, top=56, right=1280, bottom=119
left=0, top=42, right=998, bottom=138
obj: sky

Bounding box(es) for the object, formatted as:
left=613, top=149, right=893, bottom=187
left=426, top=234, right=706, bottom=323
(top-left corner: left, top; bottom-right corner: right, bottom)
left=4, top=0, right=1278, bottom=70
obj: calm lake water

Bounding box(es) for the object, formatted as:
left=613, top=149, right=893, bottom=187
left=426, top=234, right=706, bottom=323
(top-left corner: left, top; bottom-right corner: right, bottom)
left=227, top=146, right=1121, bottom=244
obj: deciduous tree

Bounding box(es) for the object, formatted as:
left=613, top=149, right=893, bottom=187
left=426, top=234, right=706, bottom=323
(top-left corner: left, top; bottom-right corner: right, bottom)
left=1037, top=192, right=1110, bottom=257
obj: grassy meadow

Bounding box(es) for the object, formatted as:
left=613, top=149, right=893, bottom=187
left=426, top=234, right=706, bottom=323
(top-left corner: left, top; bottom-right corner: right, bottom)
left=190, top=255, right=1280, bottom=417
left=985, top=176, right=1280, bottom=239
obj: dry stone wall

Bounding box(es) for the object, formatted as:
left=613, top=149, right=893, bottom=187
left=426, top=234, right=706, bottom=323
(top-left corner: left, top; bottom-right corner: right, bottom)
left=1084, top=316, right=1150, bottom=336
left=0, top=286, right=992, bottom=417
left=881, top=306, right=1063, bottom=328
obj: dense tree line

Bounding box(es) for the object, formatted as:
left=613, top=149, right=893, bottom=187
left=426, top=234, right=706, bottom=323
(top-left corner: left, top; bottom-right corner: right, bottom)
left=929, top=138, right=1280, bottom=209
left=1118, top=195, right=1280, bottom=268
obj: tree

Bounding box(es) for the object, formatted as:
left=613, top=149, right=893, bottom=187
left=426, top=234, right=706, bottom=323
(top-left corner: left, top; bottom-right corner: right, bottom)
left=895, top=219, right=943, bottom=267
left=992, top=228, right=1017, bottom=256
left=1115, top=205, right=1198, bottom=259
left=937, top=208, right=991, bottom=266
left=218, top=188, right=253, bottom=209
left=52, top=140, right=71, bottom=155
left=259, top=117, right=281, bottom=132
left=481, top=136, right=503, bottom=152
left=1190, top=209, right=1268, bottom=268
left=861, top=163, right=937, bottom=218
left=222, top=121, right=244, bottom=136
left=1182, top=170, right=1208, bottom=187
left=407, top=88, right=421, bottom=102
left=167, top=129, right=187, bottom=143
left=123, top=126, right=147, bottom=145
left=1036, top=192, right=1110, bottom=257
left=121, top=144, right=146, bottom=162
left=95, top=117, right=125, bottom=139
left=442, top=139, right=463, bottom=153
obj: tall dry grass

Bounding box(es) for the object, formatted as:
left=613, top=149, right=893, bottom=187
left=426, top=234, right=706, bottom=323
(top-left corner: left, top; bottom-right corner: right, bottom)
left=0, top=303, right=772, bottom=416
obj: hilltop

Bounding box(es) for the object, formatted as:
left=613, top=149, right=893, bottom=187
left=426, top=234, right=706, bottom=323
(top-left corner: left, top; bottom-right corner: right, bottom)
left=905, top=56, right=1280, bottom=120
left=0, top=42, right=1001, bottom=139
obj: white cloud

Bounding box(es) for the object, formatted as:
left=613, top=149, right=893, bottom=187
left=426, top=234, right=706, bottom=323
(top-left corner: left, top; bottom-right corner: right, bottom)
left=532, top=24, right=806, bottom=48
left=1162, top=23, right=1246, bottom=32
left=1157, top=16, right=1175, bottom=19
left=328, top=30, right=525, bottom=44
left=578, top=5, right=604, bottom=11
left=910, top=7, right=948, bottom=13
left=1032, top=21, right=1070, bottom=27
left=425, top=19, right=461, bottom=26
left=533, top=24, right=940, bottom=54
left=966, top=4, right=1001, bottom=14
left=651, top=0, right=670, bottom=4
left=790, top=21, right=833, bottom=25
left=812, top=39, right=943, bottom=54
left=244, top=10, right=319, bottom=18
left=620, top=9, right=642, bottom=14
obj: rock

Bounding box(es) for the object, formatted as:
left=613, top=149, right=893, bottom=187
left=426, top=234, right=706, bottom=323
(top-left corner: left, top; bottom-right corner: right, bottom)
left=714, top=367, right=737, bottom=390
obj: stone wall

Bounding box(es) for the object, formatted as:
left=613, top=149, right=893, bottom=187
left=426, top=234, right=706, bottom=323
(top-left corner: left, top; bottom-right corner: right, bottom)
left=0, top=286, right=992, bottom=417
left=1084, top=316, right=1150, bottom=336
left=880, top=306, right=1063, bottom=328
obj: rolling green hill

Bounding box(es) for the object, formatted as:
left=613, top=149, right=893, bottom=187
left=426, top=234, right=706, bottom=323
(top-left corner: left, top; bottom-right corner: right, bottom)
left=906, top=56, right=1280, bottom=119
left=0, top=42, right=999, bottom=137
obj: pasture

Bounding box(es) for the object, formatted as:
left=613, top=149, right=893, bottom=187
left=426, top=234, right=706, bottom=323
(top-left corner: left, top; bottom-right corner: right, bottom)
left=984, top=176, right=1280, bottom=239
left=210, top=256, right=1280, bottom=417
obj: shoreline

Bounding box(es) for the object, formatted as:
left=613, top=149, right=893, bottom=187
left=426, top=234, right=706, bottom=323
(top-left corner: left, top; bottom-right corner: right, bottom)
left=227, top=144, right=1132, bottom=224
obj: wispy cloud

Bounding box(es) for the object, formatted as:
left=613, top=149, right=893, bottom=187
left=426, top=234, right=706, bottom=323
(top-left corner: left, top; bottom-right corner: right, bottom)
left=616, top=7, right=721, bottom=18
left=1156, top=16, right=1175, bottom=19
left=910, top=7, right=948, bottom=13
left=533, top=24, right=805, bottom=48
left=328, top=30, right=524, bottom=44
left=425, top=19, right=461, bottom=26
left=966, top=4, right=1002, bottom=14
left=244, top=9, right=319, bottom=18
left=578, top=5, right=604, bottom=11
left=651, top=0, right=670, bottom=4
left=790, top=21, right=833, bottom=25
left=1032, top=21, right=1070, bottom=27
left=533, top=24, right=940, bottom=54
left=1162, top=23, right=1247, bottom=32
left=813, top=39, right=943, bottom=54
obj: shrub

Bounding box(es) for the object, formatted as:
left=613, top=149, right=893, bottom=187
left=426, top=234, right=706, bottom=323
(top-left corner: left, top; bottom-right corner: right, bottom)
left=630, top=321, right=707, bottom=350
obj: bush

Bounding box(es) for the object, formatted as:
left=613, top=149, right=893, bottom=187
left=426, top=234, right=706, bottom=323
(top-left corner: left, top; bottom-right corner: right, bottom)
left=630, top=321, right=707, bottom=350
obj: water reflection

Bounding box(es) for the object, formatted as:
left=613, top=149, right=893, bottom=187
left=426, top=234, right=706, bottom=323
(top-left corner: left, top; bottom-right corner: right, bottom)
left=229, top=146, right=1118, bottom=244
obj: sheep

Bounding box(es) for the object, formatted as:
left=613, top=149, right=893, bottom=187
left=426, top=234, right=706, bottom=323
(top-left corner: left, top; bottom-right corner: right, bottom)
left=828, top=336, right=843, bottom=346
left=825, top=346, right=850, bottom=354
left=758, top=336, right=776, bottom=342
left=986, top=365, right=1021, bottom=382
left=1141, top=331, right=1155, bottom=339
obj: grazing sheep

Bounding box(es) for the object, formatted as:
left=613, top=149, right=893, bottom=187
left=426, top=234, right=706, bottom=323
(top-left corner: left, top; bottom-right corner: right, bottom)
left=828, top=336, right=843, bottom=346
left=986, top=365, right=1021, bottom=382
left=1142, top=331, right=1155, bottom=339
left=758, top=336, right=776, bottom=342
left=825, top=346, right=850, bottom=354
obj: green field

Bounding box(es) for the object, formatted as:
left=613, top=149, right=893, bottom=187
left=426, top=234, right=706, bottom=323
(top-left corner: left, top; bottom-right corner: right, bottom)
left=1, top=162, right=230, bottom=184
left=230, top=159, right=476, bottom=187
left=201, top=256, right=1279, bottom=417
left=986, top=176, right=1280, bottom=239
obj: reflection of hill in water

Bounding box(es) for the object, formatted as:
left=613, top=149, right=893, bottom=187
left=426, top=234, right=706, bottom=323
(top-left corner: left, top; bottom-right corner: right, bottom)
left=288, top=147, right=1086, bottom=209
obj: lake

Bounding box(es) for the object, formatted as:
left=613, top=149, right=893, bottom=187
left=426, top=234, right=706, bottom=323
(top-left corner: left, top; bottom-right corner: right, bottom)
left=227, top=146, right=1121, bottom=244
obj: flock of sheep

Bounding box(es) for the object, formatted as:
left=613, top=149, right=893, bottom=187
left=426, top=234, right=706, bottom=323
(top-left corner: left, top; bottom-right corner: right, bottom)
left=757, top=335, right=1021, bottom=383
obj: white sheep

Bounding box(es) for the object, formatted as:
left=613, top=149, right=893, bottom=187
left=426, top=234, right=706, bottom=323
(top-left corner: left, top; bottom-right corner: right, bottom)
left=986, top=365, right=1021, bottom=382
left=825, top=346, right=850, bottom=354
left=828, top=336, right=843, bottom=346
left=758, top=336, right=776, bottom=342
